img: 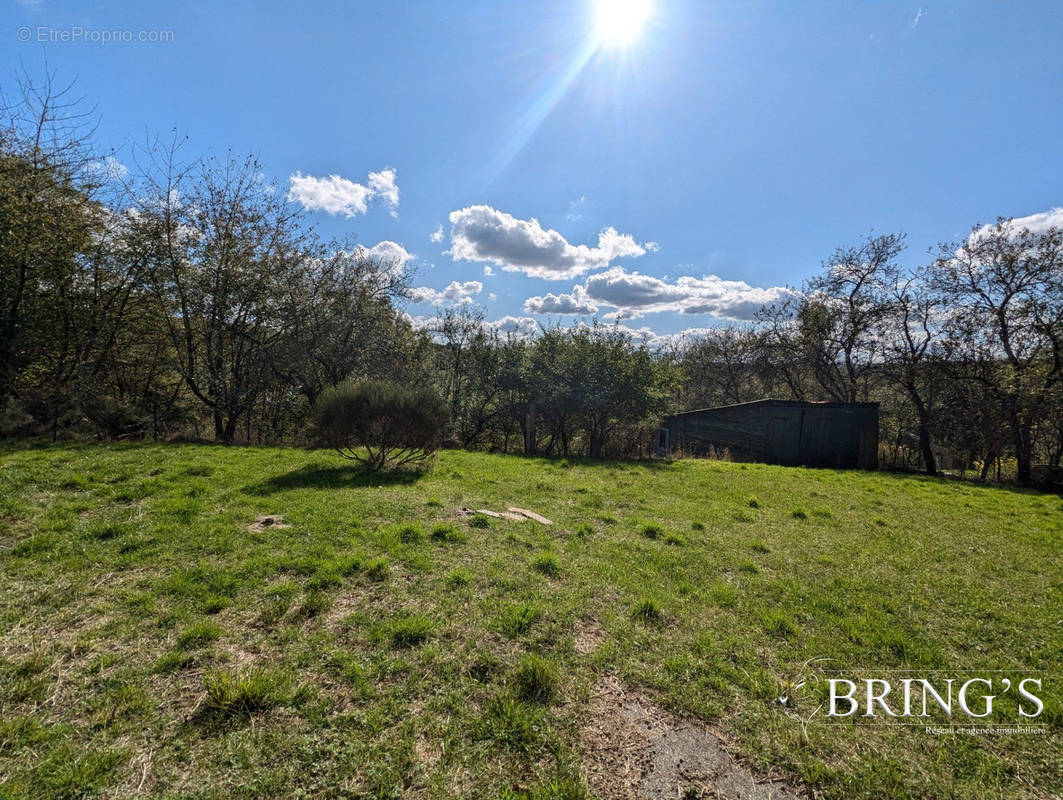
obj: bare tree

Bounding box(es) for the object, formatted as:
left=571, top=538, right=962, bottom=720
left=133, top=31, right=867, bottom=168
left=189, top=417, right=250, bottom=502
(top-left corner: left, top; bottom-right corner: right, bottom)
left=932, top=219, right=1063, bottom=485
left=140, top=146, right=306, bottom=442
left=876, top=265, right=943, bottom=474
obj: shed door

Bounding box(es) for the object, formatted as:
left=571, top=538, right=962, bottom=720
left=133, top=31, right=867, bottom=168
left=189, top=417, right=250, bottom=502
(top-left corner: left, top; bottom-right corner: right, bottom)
left=768, top=416, right=801, bottom=465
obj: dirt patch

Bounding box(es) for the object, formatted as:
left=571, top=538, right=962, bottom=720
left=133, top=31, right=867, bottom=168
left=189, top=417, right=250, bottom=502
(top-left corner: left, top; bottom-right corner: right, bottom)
left=249, top=514, right=290, bottom=531
left=580, top=676, right=805, bottom=800
left=574, top=618, right=605, bottom=655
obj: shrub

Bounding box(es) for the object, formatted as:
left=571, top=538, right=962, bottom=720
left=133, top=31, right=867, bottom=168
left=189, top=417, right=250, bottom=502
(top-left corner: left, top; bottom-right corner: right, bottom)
left=315, top=380, right=449, bottom=470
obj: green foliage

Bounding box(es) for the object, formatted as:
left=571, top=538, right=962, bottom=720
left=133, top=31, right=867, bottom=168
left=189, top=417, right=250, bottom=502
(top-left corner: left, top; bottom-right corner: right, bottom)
left=445, top=568, right=471, bottom=588
left=365, top=557, right=390, bottom=581
left=315, top=380, right=449, bottom=470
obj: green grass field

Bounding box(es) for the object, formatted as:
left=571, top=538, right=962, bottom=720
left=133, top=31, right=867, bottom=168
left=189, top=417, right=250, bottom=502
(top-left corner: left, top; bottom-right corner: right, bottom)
left=0, top=443, right=1060, bottom=799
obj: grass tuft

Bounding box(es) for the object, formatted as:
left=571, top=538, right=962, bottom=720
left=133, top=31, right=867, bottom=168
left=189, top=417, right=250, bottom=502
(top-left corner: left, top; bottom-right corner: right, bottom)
left=630, top=597, right=662, bottom=623
left=201, top=667, right=290, bottom=720
left=398, top=524, right=422, bottom=543
left=498, top=602, right=541, bottom=638
left=176, top=621, right=223, bottom=650
left=446, top=568, right=471, bottom=588
left=388, top=614, right=434, bottom=647
left=531, top=552, right=560, bottom=577
left=365, top=557, right=390, bottom=581
left=640, top=523, right=663, bottom=540
left=480, top=695, right=542, bottom=750
left=430, top=523, right=465, bottom=542
left=512, top=653, right=559, bottom=704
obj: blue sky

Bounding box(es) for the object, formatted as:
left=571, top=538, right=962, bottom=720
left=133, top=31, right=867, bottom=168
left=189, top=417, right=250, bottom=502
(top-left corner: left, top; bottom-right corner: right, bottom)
left=5, top=0, right=1062, bottom=342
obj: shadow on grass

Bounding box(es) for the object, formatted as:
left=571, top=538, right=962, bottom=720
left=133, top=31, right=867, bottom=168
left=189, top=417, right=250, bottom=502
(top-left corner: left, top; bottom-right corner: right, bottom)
left=243, top=463, right=423, bottom=495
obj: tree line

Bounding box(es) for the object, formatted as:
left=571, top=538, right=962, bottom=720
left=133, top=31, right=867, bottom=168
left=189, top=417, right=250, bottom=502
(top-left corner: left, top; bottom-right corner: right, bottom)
left=2, top=76, right=1061, bottom=485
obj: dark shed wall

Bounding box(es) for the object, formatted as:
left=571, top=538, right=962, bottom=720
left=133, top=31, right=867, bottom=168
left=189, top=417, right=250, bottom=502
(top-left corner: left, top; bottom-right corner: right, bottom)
left=660, top=400, right=878, bottom=470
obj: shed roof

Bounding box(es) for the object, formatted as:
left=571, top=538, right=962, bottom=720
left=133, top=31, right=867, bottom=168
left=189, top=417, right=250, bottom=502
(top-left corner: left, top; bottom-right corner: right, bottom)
left=664, top=398, right=879, bottom=419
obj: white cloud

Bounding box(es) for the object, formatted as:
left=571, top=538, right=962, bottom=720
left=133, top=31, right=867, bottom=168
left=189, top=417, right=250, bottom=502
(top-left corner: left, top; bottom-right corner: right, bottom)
left=353, top=241, right=414, bottom=275
left=485, top=315, right=540, bottom=337
left=89, top=155, right=128, bottom=182
left=407, top=280, right=483, bottom=306
left=527, top=267, right=794, bottom=322
left=911, top=8, right=924, bottom=28
left=447, top=204, right=652, bottom=279
left=367, top=168, right=399, bottom=216
left=287, top=167, right=399, bottom=217
left=968, top=207, right=1063, bottom=243
left=566, top=195, right=586, bottom=221
left=483, top=265, right=494, bottom=276
left=523, top=285, right=598, bottom=315
left=429, top=223, right=444, bottom=243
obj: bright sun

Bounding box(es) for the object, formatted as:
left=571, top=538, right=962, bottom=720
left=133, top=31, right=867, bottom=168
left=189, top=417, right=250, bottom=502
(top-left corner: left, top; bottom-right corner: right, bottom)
left=594, top=0, right=652, bottom=47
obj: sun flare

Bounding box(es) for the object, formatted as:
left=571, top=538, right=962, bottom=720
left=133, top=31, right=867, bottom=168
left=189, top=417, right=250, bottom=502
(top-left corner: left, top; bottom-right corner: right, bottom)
left=594, top=0, right=653, bottom=47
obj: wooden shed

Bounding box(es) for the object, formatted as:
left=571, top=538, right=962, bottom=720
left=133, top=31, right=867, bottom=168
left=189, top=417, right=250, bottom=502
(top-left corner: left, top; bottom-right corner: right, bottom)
left=656, top=400, right=879, bottom=470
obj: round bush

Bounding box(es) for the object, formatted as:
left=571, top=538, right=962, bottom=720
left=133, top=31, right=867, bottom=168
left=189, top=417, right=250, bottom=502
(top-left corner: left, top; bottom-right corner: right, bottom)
left=315, top=380, right=449, bottom=470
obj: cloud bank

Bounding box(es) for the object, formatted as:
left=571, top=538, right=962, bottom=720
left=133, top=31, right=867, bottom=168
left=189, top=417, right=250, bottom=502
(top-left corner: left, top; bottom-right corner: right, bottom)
left=524, top=267, right=794, bottom=321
